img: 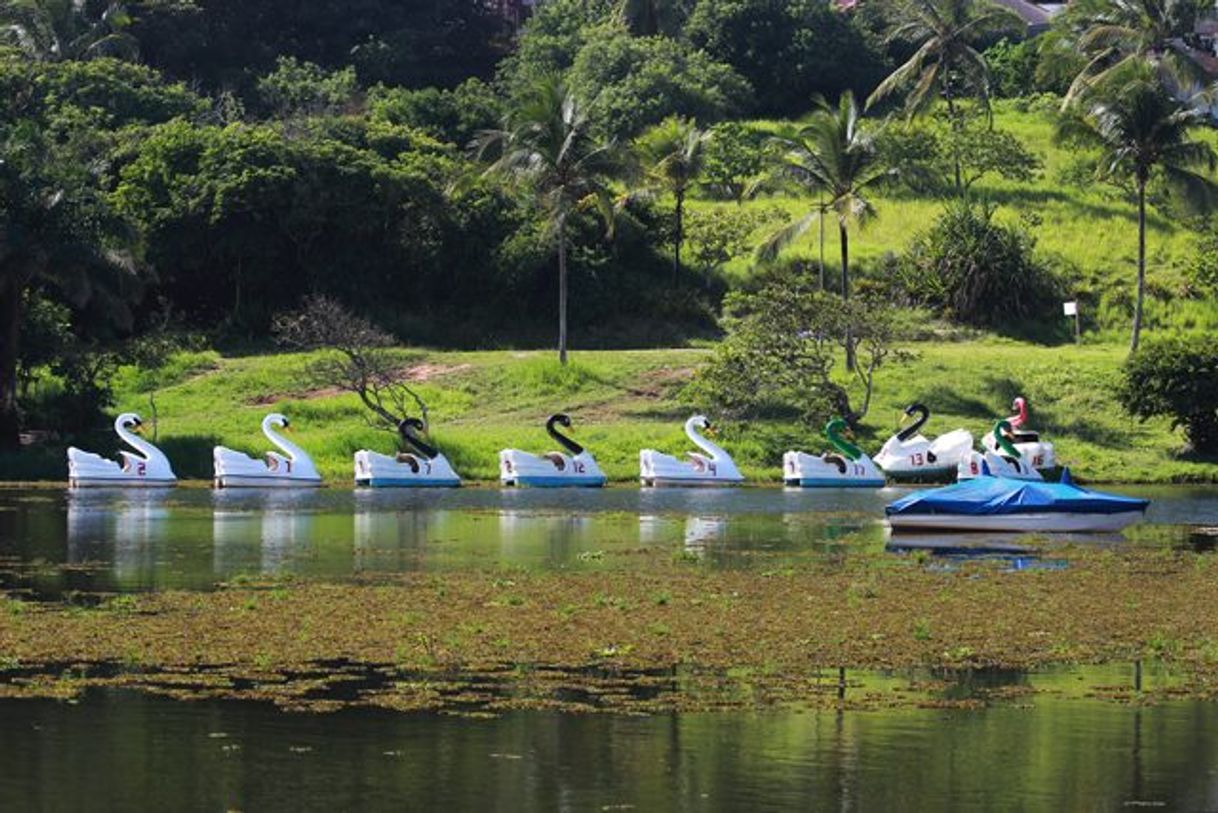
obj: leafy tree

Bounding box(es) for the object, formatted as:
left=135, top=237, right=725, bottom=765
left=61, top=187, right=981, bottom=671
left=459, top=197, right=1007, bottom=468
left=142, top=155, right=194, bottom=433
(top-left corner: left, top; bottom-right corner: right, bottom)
left=1059, top=75, right=1217, bottom=352
left=1055, top=0, right=1210, bottom=105
left=0, top=0, right=138, bottom=61
left=685, top=206, right=783, bottom=277
left=757, top=92, right=892, bottom=371
left=700, top=121, right=766, bottom=204
left=899, top=200, right=1064, bottom=329
left=866, top=0, right=1019, bottom=190
left=984, top=37, right=1037, bottom=98
left=877, top=116, right=1040, bottom=193
left=615, top=0, right=690, bottom=35
left=1120, top=335, right=1218, bottom=454
left=693, top=267, right=902, bottom=427
left=476, top=75, right=619, bottom=365
left=0, top=121, right=142, bottom=448
left=567, top=28, right=751, bottom=139
left=684, top=0, right=888, bottom=117
left=634, top=115, right=710, bottom=283
left=255, top=56, right=357, bottom=119
left=367, top=78, right=501, bottom=148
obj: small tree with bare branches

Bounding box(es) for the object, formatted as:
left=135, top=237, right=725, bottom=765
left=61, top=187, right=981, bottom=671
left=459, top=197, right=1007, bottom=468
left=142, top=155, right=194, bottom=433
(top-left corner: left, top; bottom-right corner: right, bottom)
left=272, top=296, right=429, bottom=436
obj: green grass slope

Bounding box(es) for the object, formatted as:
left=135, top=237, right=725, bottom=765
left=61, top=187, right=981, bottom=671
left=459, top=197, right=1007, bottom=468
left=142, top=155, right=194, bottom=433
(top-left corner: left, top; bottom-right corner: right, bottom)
left=6, top=341, right=1214, bottom=484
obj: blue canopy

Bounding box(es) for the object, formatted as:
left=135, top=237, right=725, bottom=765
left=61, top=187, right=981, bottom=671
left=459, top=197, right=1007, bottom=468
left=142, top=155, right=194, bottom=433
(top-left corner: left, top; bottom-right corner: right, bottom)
left=886, top=470, right=1149, bottom=517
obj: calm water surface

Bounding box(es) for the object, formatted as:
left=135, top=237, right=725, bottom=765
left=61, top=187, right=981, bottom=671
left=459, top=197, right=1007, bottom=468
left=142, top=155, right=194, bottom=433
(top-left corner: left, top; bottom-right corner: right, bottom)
left=0, top=485, right=1215, bottom=595
left=3, top=665, right=1217, bottom=811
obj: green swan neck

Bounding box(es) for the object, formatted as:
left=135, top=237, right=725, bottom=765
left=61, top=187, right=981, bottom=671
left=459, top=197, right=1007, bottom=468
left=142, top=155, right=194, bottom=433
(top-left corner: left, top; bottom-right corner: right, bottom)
left=994, top=420, right=1021, bottom=458
left=826, top=418, right=862, bottom=461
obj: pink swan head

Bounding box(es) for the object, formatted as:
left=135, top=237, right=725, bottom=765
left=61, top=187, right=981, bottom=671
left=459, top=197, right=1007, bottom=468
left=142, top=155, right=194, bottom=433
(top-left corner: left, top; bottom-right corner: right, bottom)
left=1010, top=397, right=1029, bottom=427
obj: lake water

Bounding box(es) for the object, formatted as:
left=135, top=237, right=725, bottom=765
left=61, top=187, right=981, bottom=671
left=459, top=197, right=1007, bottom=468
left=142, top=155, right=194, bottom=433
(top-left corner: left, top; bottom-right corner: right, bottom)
left=2, top=485, right=1217, bottom=809
left=1, top=485, right=1216, bottom=596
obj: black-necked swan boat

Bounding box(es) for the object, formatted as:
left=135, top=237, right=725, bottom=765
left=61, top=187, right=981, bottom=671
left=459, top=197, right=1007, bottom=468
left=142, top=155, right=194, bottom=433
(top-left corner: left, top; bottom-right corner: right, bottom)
left=982, top=396, right=1056, bottom=472
left=639, top=415, right=744, bottom=487
left=959, top=420, right=1044, bottom=481
left=354, top=418, right=461, bottom=488
left=783, top=417, right=885, bottom=487
left=213, top=413, right=322, bottom=488
left=500, top=413, right=606, bottom=487
left=67, top=412, right=177, bottom=487
left=873, top=403, right=973, bottom=483
left=886, top=468, right=1148, bottom=533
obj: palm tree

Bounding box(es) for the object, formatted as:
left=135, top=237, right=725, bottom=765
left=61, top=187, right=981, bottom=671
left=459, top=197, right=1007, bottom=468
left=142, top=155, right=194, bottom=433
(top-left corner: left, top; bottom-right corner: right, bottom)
left=757, top=92, right=892, bottom=371
left=1058, top=0, right=1210, bottom=106
left=474, top=75, right=618, bottom=366
left=635, top=115, right=710, bottom=285
left=1062, top=76, right=1217, bottom=352
left=0, top=0, right=138, bottom=61
left=866, top=0, right=1018, bottom=190
left=1, top=121, right=140, bottom=449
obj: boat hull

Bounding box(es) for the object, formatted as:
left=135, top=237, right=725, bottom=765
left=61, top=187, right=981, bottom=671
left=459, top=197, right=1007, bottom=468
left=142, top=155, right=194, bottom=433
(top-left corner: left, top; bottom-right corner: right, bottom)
left=355, top=477, right=459, bottom=488
left=69, top=477, right=177, bottom=489
left=887, top=510, right=1145, bottom=533
left=503, top=475, right=605, bottom=488
left=641, top=477, right=742, bottom=488
left=214, top=475, right=322, bottom=489
left=784, top=477, right=886, bottom=488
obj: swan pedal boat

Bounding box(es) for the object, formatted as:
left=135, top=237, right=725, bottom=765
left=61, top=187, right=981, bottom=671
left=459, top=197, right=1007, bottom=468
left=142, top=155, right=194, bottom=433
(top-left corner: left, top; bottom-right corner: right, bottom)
left=354, top=418, right=460, bottom=488
left=886, top=468, right=1148, bottom=533
left=214, top=413, right=322, bottom=488
left=959, top=421, right=1045, bottom=482
left=640, top=415, right=744, bottom=487
left=500, top=414, right=606, bottom=487
left=784, top=418, right=885, bottom=488
left=981, top=397, right=1056, bottom=472
left=67, top=412, right=177, bottom=488
left=873, top=404, right=973, bottom=483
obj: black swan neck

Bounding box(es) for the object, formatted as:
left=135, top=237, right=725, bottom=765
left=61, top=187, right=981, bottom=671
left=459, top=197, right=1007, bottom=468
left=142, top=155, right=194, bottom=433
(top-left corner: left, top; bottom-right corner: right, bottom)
left=546, top=414, right=583, bottom=455
left=897, top=404, right=930, bottom=442
left=399, top=420, right=438, bottom=459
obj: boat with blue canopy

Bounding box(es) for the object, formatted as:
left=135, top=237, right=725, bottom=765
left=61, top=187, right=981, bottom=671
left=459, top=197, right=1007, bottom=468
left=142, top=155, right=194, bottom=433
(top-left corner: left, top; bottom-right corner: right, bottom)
left=886, top=468, right=1149, bottom=533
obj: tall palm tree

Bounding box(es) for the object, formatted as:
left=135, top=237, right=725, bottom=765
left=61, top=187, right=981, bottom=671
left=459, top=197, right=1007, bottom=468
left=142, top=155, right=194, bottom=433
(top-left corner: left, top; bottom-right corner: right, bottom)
left=0, top=0, right=138, bottom=62
left=1062, top=76, right=1217, bottom=352
left=866, top=0, right=1018, bottom=189
left=635, top=115, right=710, bottom=285
left=1058, top=0, right=1209, bottom=106
left=475, top=75, right=618, bottom=366
left=1, top=121, right=140, bottom=449
left=757, top=92, right=892, bottom=371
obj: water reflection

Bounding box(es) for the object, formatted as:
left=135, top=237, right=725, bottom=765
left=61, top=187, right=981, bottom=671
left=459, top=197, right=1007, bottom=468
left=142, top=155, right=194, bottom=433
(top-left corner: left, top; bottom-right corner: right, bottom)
left=0, top=485, right=1212, bottom=596
left=2, top=668, right=1217, bottom=810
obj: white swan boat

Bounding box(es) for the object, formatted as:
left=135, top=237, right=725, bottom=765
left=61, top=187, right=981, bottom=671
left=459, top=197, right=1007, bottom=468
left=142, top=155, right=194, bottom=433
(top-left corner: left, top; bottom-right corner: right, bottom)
left=213, top=413, right=322, bottom=488
left=873, top=404, right=973, bottom=483
left=959, top=421, right=1043, bottom=481
left=784, top=418, right=885, bottom=488
left=67, top=413, right=177, bottom=488
left=500, top=414, right=606, bottom=487
left=982, top=396, right=1056, bottom=471
left=354, top=418, right=461, bottom=488
left=640, top=415, right=744, bottom=487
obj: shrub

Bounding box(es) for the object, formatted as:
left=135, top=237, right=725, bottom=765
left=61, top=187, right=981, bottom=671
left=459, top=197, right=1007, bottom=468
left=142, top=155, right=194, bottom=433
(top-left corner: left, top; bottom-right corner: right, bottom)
left=1120, top=336, right=1218, bottom=454
left=900, top=201, right=1065, bottom=331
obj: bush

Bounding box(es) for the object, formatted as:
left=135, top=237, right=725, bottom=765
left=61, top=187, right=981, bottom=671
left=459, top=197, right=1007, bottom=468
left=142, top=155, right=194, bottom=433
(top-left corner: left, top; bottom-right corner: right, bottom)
left=1120, top=336, right=1218, bottom=454
left=900, top=201, right=1065, bottom=332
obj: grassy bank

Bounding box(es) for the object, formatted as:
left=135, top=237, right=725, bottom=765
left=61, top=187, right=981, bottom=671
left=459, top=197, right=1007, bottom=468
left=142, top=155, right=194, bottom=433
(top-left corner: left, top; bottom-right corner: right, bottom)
left=2, top=546, right=1217, bottom=713
left=3, top=339, right=1215, bottom=484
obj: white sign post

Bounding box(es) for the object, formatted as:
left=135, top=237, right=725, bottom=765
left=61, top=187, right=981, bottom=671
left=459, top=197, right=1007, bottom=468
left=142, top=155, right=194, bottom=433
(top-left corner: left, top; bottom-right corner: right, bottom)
left=1063, top=301, right=1079, bottom=342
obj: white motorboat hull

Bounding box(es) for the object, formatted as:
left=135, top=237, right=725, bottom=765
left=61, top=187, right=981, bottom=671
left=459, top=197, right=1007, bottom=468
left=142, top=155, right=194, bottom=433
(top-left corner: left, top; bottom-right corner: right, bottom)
left=887, top=511, right=1145, bottom=533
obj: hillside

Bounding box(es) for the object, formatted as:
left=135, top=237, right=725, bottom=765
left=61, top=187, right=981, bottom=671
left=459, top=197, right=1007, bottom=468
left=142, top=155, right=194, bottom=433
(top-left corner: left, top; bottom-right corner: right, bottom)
left=6, top=340, right=1214, bottom=484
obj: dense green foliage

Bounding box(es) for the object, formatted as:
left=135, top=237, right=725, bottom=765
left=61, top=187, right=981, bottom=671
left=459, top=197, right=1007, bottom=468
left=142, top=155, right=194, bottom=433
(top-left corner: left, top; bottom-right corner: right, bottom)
left=898, top=201, right=1064, bottom=332
left=1121, top=336, right=1218, bottom=454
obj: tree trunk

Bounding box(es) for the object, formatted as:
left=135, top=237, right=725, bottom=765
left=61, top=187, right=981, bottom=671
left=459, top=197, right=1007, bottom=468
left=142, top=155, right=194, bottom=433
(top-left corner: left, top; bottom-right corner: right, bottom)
left=840, top=222, right=856, bottom=373
left=557, top=215, right=569, bottom=366
left=1131, top=178, right=1147, bottom=354
left=673, top=189, right=684, bottom=286
left=0, top=281, right=23, bottom=451
left=945, top=92, right=962, bottom=194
